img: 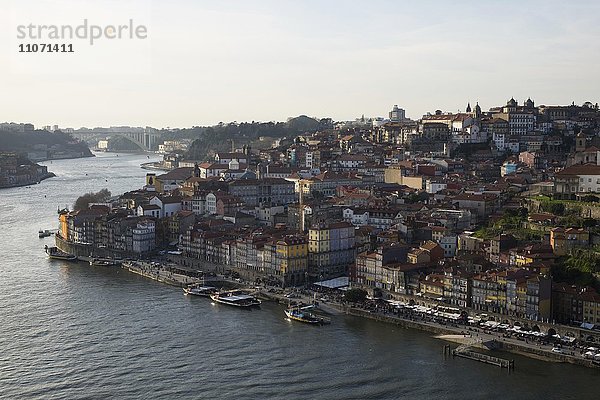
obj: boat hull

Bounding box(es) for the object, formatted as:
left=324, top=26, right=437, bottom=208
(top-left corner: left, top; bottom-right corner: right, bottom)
left=211, top=298, right=261, bottom=308
left=183, top=286, right=216, bottom=297
left=89, top=258, right=121, bottom=267
left=210, top=292, right=261, bottom=308
left=285, top=310, right=324, bottom=325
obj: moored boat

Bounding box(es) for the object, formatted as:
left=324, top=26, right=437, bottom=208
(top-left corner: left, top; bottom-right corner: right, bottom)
left=183, top=285, right=216, bottom=297
left=38, top=229, right=53, bottom=238
left=44, top=245, right=77, bottom=261
left=285, top=306, right=329, bottom=325
left=89, top=258, right=121, bottom=267
left=210, top=290, right=261, bottom=308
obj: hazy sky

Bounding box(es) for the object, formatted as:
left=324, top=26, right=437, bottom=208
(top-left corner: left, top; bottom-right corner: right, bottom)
left=1, top=0, right=599, bottom=128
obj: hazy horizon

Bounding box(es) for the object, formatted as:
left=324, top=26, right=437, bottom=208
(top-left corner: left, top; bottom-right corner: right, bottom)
left=2, top=0, right=599, bottom=128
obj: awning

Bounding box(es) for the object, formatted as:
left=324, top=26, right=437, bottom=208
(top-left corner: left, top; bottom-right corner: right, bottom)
left=313, top=276, right=349, bottom=290
left=581, top=322, right=595, bottom=330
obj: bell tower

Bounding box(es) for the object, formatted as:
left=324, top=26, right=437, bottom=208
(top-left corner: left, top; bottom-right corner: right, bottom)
left=576, top=132, right=586, bottom=152
left=474, top=102, right=482, bottom=119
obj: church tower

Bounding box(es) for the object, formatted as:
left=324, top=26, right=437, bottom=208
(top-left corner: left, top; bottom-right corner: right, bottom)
left=576, top=132, right=586, bottom=152
left=474, top=102, right=482, bottom=119
left=466, top=103, right=472, bottom=113
left=525, top=97, right=535, bottom=109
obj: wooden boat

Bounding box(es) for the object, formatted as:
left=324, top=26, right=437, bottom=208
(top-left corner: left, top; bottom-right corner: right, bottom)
left=183, top=285, right=216, bottom=297
left=210, top=290, right=261, bottom=308
left=285, top=306, right=330, bottom=325
left=89, top=258, right=121, bottom=267
left=38, top=229, right=53, bottom=238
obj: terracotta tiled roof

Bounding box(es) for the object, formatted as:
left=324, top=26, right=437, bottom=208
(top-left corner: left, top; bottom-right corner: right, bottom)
left=556, top=163, right=600, bottom=176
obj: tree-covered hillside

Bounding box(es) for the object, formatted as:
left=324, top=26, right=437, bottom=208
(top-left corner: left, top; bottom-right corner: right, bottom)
left=0, top=130, right=92, bottom=157
left=183, top=116, right=330, bottom=161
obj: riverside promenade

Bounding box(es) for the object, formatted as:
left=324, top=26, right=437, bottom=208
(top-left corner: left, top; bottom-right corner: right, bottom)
left=331, top=303, right=599, bottom=368
left=68, top=248, right=600, bottom=369
left=259, top=288, right=600, bottom=369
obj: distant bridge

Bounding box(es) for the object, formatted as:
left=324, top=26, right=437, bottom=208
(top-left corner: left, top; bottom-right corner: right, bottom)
left=71, top=129, right=161, bottom=151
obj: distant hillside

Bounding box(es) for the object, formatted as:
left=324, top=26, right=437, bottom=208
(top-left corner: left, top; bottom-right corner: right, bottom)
left=286, top=115, right=322, bottom=132
left=184, top=116, right=330, bottom=161
left=0, top=130, right=93, bottom=160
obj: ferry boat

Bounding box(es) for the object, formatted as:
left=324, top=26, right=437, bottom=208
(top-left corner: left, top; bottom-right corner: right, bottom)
left=44, top=245, right=77, bottom=261
left=89, top=258, right=121, bottom=267
left=285, top=306, right=329, bottom=325
left=183, top=285, right=216, bottom=297
left=210, top=290, right=261, bottom=308
left=38, top=229, right=53, bottom=238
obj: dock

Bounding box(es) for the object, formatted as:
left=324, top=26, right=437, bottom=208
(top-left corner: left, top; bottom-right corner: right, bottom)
left=452, top=348, right=515, bottom=370
left=443, top=339, right=515, bottom=371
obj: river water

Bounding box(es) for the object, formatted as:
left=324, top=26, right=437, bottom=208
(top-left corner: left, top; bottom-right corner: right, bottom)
left=0, top=152, right=597, bottom=399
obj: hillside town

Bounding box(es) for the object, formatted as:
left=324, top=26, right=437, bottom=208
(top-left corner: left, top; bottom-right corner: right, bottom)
left=0, top=152, right=54, bottom=188
left=56, top=98, right=600, bottom=333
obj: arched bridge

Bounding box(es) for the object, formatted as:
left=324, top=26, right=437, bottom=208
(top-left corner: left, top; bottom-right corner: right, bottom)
left=71, top=129, right=161, bottom=151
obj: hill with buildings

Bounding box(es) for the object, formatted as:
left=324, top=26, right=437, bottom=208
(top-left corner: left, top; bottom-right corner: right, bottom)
left=0, top=152, right=55, bottom=188
left=184, top=116, right=330, bottom=161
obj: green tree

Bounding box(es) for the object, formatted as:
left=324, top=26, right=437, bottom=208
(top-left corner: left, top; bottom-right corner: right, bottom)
left=343, top=288, right=367, bottom=303
left=406, top=191, right=429, bottom=204
left=74, top=188, right=111, bottom=211
left=548, top=202, right=565, bottom=215
left=565, top=248, right=599, bottom=274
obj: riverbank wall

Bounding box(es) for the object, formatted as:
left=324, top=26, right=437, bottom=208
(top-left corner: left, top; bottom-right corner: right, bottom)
left=53, top=238, right=600, bottom=369
left=339, top=305, right=599, bottom=369
left=55, top=235, right=137, bottom=260
left=494, top=340, right=599, bottom=368
left=123, top=261, right=204, bottom=287
left=0, top=172, right=55, bottom=189
left=341, top=306, right=465, bottom=336
left=140, top=162, right=170, bottom=171
left=374, top=290, right=600, bottom=343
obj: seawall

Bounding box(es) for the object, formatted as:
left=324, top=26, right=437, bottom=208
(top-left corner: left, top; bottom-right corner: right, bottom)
left=338, top=305, right=600, bottom=369
left=55, top=235, right=136, bottom=259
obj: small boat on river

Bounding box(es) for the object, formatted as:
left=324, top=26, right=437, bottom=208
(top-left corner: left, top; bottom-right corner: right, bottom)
left=210, top=290, right=261, bottom=308
left=285, top=305, right=330, bottom=325
left=89, top=258, right=121, bottom=267
left=38, top=229, right=53, bottom=238
left=183, top=285, right=216, bottom=297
